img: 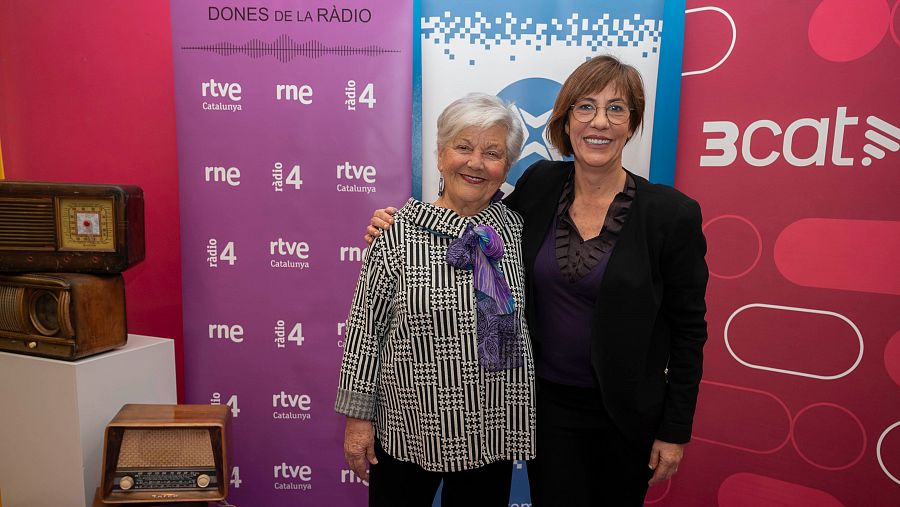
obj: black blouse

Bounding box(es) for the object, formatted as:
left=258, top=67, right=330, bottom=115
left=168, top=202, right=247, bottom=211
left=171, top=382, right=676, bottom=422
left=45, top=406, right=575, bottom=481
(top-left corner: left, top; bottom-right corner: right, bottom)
left=555, top=171, right=637, bottom=283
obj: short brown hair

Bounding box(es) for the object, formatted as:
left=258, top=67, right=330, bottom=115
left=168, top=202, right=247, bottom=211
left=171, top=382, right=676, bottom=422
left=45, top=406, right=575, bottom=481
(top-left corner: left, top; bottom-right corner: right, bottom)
left=545, top=55, right=646, bottom=157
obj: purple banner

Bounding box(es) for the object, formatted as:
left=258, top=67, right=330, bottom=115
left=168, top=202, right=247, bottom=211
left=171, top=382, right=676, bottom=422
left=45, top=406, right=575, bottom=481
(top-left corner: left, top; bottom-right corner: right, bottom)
left=170, top=1, right=411, bottom=504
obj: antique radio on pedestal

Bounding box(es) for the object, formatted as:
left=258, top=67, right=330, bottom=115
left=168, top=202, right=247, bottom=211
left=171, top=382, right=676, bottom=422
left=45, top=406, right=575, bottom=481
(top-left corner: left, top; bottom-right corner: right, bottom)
left=0, top=182, right=144, bottom=273
left=0, top=181, right=143, bottom=360
left=101, top=404, right=230, bottom=504
left=0, top=273, right=126, bottom=360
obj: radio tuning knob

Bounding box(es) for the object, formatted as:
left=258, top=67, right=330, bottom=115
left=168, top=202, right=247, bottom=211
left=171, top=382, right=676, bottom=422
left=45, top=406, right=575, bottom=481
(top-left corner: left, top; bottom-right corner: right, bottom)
left=120, top=476, right=134, bottom=490
left=27, top=342, right=37, bottom=349
left=196, top=474, right=211, bottom=488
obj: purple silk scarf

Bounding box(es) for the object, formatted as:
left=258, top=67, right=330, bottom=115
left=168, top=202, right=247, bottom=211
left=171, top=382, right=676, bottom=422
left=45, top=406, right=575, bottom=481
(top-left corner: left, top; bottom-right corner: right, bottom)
left=447, top=224, right=523, bottom=371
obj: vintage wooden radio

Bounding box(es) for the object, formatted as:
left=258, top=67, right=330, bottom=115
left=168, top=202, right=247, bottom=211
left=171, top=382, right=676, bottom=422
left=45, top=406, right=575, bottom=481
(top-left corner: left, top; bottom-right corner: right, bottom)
left=101, top=404, right=230, bottom=504
left=0, top=273, right=126, bottom=360
left=0, top=182, right=144, bottom=273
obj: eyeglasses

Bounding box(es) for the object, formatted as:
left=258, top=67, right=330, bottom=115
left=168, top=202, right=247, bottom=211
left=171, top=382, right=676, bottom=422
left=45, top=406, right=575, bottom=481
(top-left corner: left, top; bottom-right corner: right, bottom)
left=569, top=101, right=634, bottom=125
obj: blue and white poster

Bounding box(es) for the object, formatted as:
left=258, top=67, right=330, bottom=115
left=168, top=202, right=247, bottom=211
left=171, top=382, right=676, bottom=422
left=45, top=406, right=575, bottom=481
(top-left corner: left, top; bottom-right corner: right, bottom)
left=416, top=0, right=684, bottom=201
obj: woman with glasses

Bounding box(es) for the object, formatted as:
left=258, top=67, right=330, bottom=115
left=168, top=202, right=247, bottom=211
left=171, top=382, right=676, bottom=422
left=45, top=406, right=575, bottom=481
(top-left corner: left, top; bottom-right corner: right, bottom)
left=366, top=55, right=708, bottom=505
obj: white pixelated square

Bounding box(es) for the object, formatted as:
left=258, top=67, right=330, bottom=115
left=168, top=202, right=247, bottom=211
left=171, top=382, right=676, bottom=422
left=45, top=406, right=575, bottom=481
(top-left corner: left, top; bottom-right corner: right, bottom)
left=76, top=212, right=101, bottom=235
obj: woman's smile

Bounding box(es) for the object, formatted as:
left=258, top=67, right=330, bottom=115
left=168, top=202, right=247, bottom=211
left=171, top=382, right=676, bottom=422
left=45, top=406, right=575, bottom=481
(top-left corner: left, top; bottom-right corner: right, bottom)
left=583, top=136, right=612, bottom=146
left=460, top=173, right=487, bottom=184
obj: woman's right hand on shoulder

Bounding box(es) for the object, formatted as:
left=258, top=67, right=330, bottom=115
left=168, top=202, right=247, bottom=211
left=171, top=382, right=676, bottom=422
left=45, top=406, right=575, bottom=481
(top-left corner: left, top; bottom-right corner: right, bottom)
left=364, top=207, right=397, bottom=245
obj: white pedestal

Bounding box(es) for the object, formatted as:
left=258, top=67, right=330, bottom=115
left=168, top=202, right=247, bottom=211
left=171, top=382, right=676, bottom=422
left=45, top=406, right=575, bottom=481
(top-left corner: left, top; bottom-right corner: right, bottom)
left=0, top=334, right=177, bottom=507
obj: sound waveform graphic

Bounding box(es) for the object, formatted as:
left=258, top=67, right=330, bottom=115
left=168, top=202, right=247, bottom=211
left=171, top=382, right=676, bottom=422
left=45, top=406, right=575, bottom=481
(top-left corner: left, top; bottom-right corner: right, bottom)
left=181, top=35, right=401, bottom=63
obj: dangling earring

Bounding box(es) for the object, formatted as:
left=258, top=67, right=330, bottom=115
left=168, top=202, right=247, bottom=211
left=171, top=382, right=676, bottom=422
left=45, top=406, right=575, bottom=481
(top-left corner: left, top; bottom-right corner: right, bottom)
left=438, top=176, right=445, bottom=196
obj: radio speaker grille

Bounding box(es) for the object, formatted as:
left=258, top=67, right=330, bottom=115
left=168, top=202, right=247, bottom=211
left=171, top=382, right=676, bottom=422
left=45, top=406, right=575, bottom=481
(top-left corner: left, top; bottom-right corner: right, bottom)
left=117, top=429, right=215, bottom=468
left=0, top=197, right=56, bottom=249
left=0, top=285, right=26, bottom=332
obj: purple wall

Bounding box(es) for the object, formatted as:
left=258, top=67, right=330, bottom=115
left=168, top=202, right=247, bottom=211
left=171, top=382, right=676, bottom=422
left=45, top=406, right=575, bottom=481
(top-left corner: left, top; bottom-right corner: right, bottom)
left=170, top=2, right=412, bottom=503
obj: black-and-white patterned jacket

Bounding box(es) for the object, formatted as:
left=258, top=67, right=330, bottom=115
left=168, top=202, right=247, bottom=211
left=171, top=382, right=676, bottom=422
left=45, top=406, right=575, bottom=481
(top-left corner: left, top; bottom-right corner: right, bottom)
left=336, top=198, right=536, bottom=472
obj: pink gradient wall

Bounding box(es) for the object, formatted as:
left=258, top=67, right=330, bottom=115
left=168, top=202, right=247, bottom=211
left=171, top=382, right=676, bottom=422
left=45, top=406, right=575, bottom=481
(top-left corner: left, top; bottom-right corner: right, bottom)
left=0, top=0, right=185, bottom=399
left=2, top=1, right=897, bottom=504
left=662, top=1, right=900, bottom=505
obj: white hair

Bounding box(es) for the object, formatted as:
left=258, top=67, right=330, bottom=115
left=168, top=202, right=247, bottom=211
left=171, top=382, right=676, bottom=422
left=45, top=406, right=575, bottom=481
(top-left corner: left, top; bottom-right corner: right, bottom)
left=436, top=93, right=525, bottom=167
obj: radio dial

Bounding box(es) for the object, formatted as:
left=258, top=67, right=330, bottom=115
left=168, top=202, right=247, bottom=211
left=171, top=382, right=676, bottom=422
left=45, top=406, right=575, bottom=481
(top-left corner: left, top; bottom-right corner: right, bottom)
left=120, top=476, right=134, bottom=490
left=197, top=474, right=211, bottom=488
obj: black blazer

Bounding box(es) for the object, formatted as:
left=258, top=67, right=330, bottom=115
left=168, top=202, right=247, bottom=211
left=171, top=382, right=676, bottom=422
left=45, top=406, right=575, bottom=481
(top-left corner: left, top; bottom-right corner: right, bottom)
left=504, top=160, right=709, bottom=448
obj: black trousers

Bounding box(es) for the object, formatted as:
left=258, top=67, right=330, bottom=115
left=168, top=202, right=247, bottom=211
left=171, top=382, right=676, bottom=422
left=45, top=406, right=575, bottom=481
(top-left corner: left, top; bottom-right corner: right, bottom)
left=369, top=439, right=513, bottom=507
left=527, top=378, right=653, bottom=507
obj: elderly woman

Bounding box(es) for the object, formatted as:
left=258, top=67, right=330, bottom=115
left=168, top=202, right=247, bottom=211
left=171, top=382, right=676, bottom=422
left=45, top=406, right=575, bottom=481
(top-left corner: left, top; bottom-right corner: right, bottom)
left=336, top=93, right=534, bottom=506
left=367, top=55, right=709, bottom=506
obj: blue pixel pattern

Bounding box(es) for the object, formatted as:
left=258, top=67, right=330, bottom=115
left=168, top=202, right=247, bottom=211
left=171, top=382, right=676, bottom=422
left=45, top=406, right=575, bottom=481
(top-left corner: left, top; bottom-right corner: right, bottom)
left=422, top=11, right=662, bottom=65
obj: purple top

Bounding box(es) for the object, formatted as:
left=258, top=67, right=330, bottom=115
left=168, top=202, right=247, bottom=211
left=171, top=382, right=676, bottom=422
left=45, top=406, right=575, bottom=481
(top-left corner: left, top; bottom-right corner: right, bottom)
left=532, top=171, right=636, bottom=386
left=533, top=215, right=610, bottom=386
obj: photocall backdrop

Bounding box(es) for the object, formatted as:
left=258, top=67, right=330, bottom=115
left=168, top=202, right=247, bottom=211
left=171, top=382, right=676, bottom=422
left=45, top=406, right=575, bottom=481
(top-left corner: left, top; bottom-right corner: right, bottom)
left=171, top=0, right=681, bottom=505
left=664, top=1, right=900, bottom=505
left=414, top=0, right=680, bottom=199
left=170, top=1, right=412, bottom=505
left=171, top=1, right=899, bottom=506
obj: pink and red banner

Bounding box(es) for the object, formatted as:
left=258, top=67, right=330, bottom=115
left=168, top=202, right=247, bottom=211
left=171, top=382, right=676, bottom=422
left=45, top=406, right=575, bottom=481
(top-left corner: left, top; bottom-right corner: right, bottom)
left=665, top=1, right=900, bottom=505
left=169, top=1, right=900, bottom=504
left=170, top=2, right=411, bottom=504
